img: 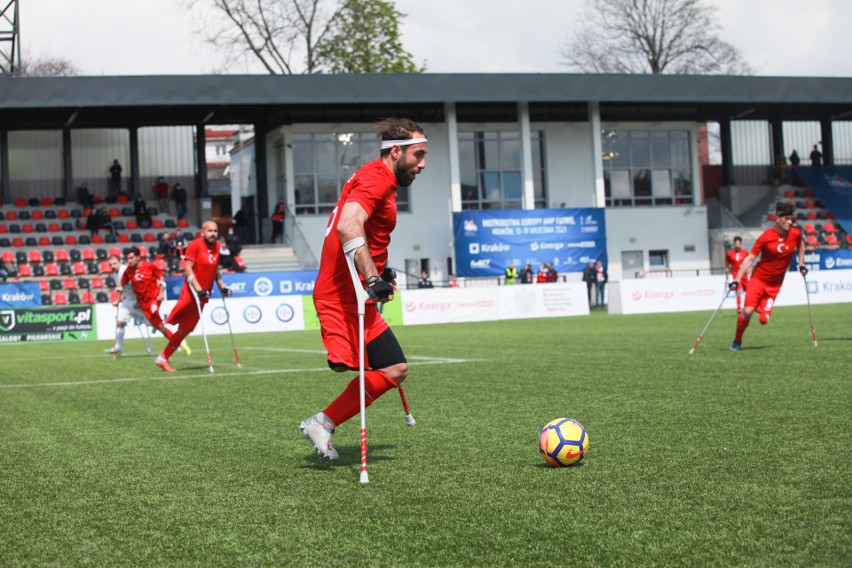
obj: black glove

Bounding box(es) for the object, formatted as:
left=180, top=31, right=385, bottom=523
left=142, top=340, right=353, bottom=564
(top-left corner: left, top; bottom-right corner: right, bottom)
left=381, top=267, right=397, bottom=283
left=220, top=287, right=232, bottom=297
left=800, top=266, right=808, bottom=277
left=728, top=281, right=739, bottom=291
left=195, top=289, right=209, bottom=300
left=366, top=276, right=394, bottom=301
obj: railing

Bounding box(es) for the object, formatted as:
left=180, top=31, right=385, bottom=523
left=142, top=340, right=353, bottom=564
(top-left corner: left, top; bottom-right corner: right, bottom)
left=283, top=207, right=319, bottom=270
left=635, top=268, right=726, bottom=279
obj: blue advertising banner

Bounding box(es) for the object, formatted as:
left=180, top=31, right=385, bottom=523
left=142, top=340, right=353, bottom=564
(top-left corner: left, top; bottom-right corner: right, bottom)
left=795, top=166, right=852, bottom=234
left=453, top=208, right=607, bottom=277
left=802, top=248, right=852, bottom=271
left=0, top=282, right=42, bottom=309
left=165, top=271, right=319, bottom=300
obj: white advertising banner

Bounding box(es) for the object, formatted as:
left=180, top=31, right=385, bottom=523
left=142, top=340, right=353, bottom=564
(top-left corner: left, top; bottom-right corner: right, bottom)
left=401, top=283, right=588, bottom=326
left=609, top=269, right=852, bottom=315
left=95, top=295, right=305, bottom=340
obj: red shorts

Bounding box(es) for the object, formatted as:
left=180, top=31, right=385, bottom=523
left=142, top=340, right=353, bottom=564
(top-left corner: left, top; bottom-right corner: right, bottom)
left=743, top=277, right=780, bottom=316
left=738, top=273, right=750, bottom=291
left=314, top=298, right=389, bottom=370
left=165, top=292, right=207, bottom=333
left=140, top=299, right=165, bottom=329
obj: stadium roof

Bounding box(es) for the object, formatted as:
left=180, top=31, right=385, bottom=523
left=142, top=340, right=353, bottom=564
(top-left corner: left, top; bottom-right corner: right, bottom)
left=1, top=73, right=851, bottom=130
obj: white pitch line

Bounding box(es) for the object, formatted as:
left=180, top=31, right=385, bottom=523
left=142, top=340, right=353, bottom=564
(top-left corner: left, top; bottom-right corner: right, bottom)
left=0, top=357, right=476, bottom=389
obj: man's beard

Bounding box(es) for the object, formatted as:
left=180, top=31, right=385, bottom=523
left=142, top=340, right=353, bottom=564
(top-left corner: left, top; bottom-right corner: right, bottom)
left=394, top=160, right=417, bottom=187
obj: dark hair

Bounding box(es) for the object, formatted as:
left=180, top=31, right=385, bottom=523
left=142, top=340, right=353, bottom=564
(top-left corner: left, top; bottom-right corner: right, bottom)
left=776, top=201, right=794, bottom=217
left=126, top=246, right=140, bottom=256
left=733, top=236, right=742, bottom=243
left=377, top=118, right=426, bottom=156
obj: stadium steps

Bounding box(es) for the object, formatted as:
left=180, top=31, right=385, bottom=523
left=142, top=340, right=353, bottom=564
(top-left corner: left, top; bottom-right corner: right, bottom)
left=237, top=244, right=303, bottom=272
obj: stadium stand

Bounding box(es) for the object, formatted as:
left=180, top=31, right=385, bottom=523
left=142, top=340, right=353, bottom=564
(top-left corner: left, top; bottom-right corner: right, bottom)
left=765, top=184, right=851, bottom=251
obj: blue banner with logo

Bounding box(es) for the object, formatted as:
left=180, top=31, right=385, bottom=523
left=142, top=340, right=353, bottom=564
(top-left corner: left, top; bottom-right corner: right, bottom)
left=453, top=208, right=607, bottom=277
left=801, top=248, right=852, bottom=271
left=165, top=271, right=318, bottom=300
left=0, top=282, right=42, bottom=309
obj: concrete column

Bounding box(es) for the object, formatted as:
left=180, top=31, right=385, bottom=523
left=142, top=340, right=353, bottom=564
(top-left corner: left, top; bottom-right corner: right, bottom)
left=519, top=101, right=534, bottom=209
left=588, top=102, right=605, bottom=208
left=445, top=102, right=461, bottom=212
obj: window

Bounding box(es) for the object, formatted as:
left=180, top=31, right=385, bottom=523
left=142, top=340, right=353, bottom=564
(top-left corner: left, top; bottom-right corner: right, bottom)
left=649, top=249, right=669, bottom=268
left=603, top=130, right=693, bottom=207
left=458, top=130, right=546, bottom=210
left=291, top=132, right=411, bottom=216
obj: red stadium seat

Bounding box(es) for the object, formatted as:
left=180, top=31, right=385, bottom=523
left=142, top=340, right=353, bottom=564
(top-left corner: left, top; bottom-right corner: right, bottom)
left=823, top=223, right=837, bottom=233
left=846, top=234, right=852, bottom=245
left=108, top=208, right=120, bottom=218
left=63, top=278, right=77, bottom=290
left=783, top=190, right=794, bottom=198
left=126, top=220, right=138, bottom=230
left=90, top=277, right=105, bottom=289
left=99, top=261, right=112, bottom=273
left=806, top=211, right=817, bottom=220
left=41, top=197, right=53, bottom=206
left=55, top=249, right=69, bottom=262
left=14, top=198, right=26, bottom=207
left=54, top=292, right=67, bottom=305
left=45, top=263, right=59, bottom=276
left=109, top=290, right=120, bottom=303
left=138, top=247, right=149, bottom=259
left=5, top=211, right=17, bottom=221
left=177, top=218, right=189, bottom=228
left=82, top=248, right=96, bottom=261
left=31, top=210, right=44, bottom=220
left=57, top=209, right=70, bottom=219
left=0, top=224, right=7, bottom=234
left=38, top=236, right=51, bottom=247
left=154, top=258, right=167, bottom=271
left=11, top=237, right=24, bottom=247
left=17, top=264, right=32, bottom=277
left=72, top=262, right=87, bottom=275
left=144, top=233, right=156, bottom=242
left=804, top=223, right=817, bottom=234
left=81, top=291, right=96, bottom=304
left=39, top=280, right=50, bottom=292
left=825, top=234, right=840, bottom=246
left=65, top=235, right=78, bottom=245
left=1, top=251, right=14, bottom=263
left=48, top=222, right=61, bottom=232
left=91, top=234, right=104, bottom=244
left=28, top=250, right=43, bottom=263
left=22, top=223, right=34, bottom=233
left=117, top=233, right=130, bottom=243
left=151, top=219, right=164, bottom=229
left=117, top=194, right=129, bottom=204
left=108, top=247, right=121, bottom=257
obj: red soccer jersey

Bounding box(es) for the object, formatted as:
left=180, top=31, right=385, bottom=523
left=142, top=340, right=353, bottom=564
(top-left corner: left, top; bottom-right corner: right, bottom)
left=725, top=247, right=748, bottom=277
left=121, top=261, right=163, bottom=307
left=750, top=226, right=802, bottom=287
left=183, top=237, right=221, bottom=291
left=313, top=159, right=398, bottom=303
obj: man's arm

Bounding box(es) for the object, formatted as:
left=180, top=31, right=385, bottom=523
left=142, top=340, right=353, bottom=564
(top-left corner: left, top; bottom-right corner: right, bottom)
left=797, top=235, right=807, bottom=275
left=734, top=253, right=756, bottom=283
left=336, top=202, right=379, bottom=282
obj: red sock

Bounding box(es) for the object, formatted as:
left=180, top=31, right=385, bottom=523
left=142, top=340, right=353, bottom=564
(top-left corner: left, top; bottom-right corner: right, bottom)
left=734, top=313, right=750, bottom=343
left=323, top=371, right=397, bottom=426
left=736, top=293, right=742, bottom=312
left=159, top=332, right=183, bottom=361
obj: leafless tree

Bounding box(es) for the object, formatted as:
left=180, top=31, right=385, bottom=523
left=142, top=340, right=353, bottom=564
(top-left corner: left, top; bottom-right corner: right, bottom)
left=185, top=0, right=354, bottom=74
left=19, top=56, right=80, bottom=77
left=562, top=0, right=752, bottom=75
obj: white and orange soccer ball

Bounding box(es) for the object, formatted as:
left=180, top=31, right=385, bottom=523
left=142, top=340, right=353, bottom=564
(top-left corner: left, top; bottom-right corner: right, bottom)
left=539, top=418, right=588, bottom=467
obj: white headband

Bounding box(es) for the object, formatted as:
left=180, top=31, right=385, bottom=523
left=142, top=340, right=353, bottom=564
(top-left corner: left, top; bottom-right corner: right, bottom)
left=381, top=137, right=428, bottom=150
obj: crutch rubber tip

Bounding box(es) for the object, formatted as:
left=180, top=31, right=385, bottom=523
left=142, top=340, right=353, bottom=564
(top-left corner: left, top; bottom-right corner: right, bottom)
left=405, top=413, right=416, bottom=427
left=359, top=471, right=369, bottom=484
left=688, top=348, right=695, bottom=355
left=209, top=367, right=215, bottom=374
left=237, top=363, right=242, bottom=368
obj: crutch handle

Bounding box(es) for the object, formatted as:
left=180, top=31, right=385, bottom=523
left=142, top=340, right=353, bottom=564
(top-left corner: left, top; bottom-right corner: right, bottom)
left=342, top=237, right=370, bottom=314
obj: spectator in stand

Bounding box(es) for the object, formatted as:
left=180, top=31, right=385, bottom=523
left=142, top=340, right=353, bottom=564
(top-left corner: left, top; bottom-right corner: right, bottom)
left=86, top=208, right=101, bottom=235
left=172, top=183, right=188, bottom=220
left=97, top=207, right=117, bottom=236
left=109, top=159, right=123, bottom=197
left=595, top=260, right=608, bottom=307
left=417, top=270, right=434, bottom=288
left=520, top=263, right=534, bottom=284
left=448, top=274, right=460, bottom=288
left=582, top=261, right=596, bottom=306
left=224, top=226, right=242, bottom=258
left=271, top=198, right=286, bottom=243
left=76, top=182, right=95, bottom=208
left=153, top=176, right=170, bottom=214
left=133, top=193, right=150, bottom=224
left=504, top=262, right=518, bottom=285
left=157, top=234, right=174, bottom=258
left=810, top=144, right=823, bottom=166
left=536, top=263, right=550, bottom=283
left=789, top=150, right=801, bottom=185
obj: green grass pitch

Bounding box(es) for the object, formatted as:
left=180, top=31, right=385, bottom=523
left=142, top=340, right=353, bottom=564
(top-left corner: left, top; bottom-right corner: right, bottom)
left=1, top=303, right=850, bottom=566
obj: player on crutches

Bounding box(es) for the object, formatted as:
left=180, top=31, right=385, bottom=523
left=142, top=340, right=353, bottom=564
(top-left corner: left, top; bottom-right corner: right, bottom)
left=299, top=118, right=428, bottom=482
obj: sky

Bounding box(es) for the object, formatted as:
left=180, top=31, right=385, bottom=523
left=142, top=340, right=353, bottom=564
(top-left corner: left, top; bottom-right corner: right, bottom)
left=16, top=0, right=852, bottom=77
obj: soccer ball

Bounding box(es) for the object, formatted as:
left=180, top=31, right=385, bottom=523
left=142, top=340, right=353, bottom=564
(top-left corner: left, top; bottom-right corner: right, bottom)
left=539, top=418, right=588, bottom=467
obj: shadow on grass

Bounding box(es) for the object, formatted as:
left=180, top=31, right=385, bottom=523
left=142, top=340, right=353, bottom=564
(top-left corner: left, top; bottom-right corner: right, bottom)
left=299, top=444, right=397, bottom=469
left=534, top=460, right=587, bottom=469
